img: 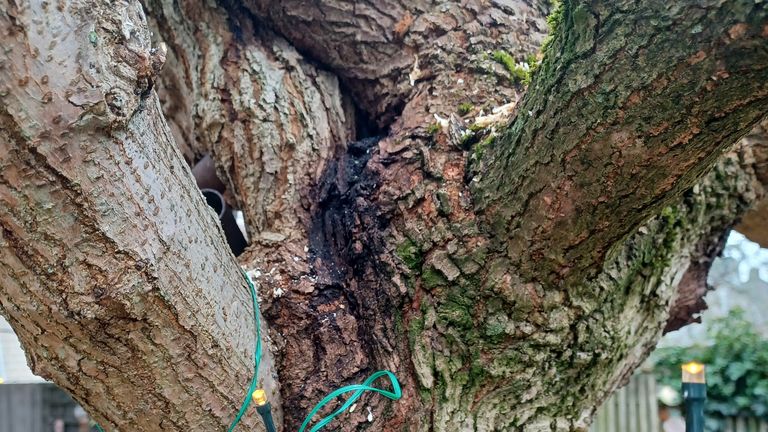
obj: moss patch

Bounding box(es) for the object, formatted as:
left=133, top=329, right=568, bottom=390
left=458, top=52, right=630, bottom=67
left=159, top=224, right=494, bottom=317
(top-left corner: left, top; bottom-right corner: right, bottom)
left=437, top=299, right=473, bottom=330
left=396, top=239, right=423, bottom=271
left=422, top=266, right=447, bottom=289
left=457, top=102, right=474, bottom=116
left=492, top=50, right=530, bottom=84
left=541, top=0, right=565, bottom=54
left=525, top=53, right=541, bottom=80
left=472, top=135, right=495, bottom=162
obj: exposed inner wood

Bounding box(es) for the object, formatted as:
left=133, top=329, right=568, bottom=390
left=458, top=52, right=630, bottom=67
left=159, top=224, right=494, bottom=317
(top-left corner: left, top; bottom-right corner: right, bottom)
left=735, top=120, right=768, bottom=247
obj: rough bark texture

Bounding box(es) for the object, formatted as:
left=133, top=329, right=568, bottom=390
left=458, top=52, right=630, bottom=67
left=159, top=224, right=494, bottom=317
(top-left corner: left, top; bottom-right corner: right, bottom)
left=472, top=0, right=768, bottom=285
left=242, top=0, right=549, bottom=123
left=143, top=2, right=372, bottom=428
left=144, top=0, right=356, bottom=247
left=223, top=0, right=549, bottom=426
left=2, top=0, right=768, bottom=432
left=0, top=1, right=278, bottom=430
left=209, top=0, right=768, bottom=430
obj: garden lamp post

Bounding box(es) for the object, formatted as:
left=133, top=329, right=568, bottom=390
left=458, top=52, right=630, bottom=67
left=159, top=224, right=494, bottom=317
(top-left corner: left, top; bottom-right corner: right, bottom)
left=682, top=361, right=706, bottom=432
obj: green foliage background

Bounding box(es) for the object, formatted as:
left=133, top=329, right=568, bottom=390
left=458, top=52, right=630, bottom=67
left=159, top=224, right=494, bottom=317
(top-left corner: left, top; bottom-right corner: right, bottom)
left=652, top=309, right=768, bottom=430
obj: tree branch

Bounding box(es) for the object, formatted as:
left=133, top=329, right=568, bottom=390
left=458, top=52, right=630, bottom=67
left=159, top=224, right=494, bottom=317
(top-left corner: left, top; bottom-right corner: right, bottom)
left=0, top=1, right=277, bottom=429
left=472, top=0, right=768, bottom=286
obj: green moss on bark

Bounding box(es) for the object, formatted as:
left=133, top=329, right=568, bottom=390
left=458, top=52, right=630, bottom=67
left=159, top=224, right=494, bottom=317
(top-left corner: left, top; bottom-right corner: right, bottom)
left=422, top=266, right=447, bottom=289
left=491, top=50, right=530, bottom=84
left=396, top=239, right=423, bottom=271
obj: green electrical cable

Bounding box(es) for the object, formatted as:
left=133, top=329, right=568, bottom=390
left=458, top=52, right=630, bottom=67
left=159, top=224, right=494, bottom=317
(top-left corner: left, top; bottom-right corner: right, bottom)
left=235, top=271, right=403, bottom=432
left=228, top=270, right=263, bottom=432
left=91, top=269, right=401, bottom=432
left=298, top=370, right=402, bottom=432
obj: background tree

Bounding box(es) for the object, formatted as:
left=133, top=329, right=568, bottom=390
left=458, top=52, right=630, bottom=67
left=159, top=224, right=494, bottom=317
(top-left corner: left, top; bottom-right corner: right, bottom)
left=1, top=0, right=766, bottom=431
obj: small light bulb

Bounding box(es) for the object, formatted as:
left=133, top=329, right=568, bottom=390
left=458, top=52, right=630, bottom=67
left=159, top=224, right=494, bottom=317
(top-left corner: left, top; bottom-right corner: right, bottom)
left=682, top=361, right=706, bottom=384
left=252, top=389, right=267, bottom=406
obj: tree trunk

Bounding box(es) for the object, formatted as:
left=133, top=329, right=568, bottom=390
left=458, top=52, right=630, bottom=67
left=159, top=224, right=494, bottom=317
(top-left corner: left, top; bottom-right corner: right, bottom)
left=1, top=0, right=767, bottom=431
left=0, top=1, right=279, bottom=430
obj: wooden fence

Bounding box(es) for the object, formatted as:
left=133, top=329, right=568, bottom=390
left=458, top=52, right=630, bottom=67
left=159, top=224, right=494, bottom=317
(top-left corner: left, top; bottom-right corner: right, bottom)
left=590, top=372, right=661, bottom=432
left=590, top=372, right=768, bottom=432
left=722, top=417, right=768, bottom=432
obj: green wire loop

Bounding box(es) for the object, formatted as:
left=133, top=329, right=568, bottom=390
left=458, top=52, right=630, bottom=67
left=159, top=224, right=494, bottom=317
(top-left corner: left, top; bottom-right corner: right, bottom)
left=228, top=270, right=263, bottom=432
left=233, top=270, right=403, bottom=432
left=298, top=370, right=402, bottom=432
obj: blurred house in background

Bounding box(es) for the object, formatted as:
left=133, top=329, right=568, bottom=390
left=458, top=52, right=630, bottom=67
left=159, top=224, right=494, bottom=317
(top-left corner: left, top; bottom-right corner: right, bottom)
left=0, top=316, right=94, bottom=432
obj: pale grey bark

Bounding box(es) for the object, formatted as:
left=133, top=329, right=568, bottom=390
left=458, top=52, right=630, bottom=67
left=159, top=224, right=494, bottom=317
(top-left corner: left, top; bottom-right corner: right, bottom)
left=0, top=1, right=278, bottom=430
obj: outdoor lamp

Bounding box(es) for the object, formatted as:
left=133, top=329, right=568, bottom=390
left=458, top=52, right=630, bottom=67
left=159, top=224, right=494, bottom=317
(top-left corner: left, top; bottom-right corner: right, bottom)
left=682, top=361, right=706, bottom=432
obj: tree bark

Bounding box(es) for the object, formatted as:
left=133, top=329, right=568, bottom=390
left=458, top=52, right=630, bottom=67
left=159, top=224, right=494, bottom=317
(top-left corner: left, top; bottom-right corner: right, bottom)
left=1, top=0, right=767, bottom=431
left=0, top=1, right=278, bottom=430
left=240, top=0, right=549, bottom=123
left=472, top=0, right=768, bottom=286
left=144, top=0, right=356, bottom=248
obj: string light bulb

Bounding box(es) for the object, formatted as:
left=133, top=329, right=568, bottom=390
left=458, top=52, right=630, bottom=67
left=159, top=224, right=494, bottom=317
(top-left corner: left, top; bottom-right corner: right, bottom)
left=682, top=361, right=706, bottom=384
left=251, top=389, right=267, bottom=407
